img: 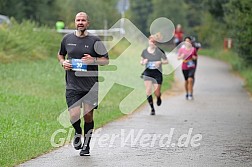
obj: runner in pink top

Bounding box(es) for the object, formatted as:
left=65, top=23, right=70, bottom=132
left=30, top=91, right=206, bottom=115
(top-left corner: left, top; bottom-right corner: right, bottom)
left=178, top=36, right=198, bottom=100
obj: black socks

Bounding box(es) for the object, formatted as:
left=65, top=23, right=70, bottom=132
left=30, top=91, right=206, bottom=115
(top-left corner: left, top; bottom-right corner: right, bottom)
left=157, top=95, right=162, bottom=106
left=84, top=121, right=94, bottom=148
left=71, top=119, right=82, bottom=134
left=147, top=95, right=154, bottom=110
left=71, top=119, right=94, bottom=151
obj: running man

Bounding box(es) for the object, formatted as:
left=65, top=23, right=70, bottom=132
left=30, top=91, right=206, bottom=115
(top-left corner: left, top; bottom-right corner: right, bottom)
left=57, top=12, right=109, bottom=156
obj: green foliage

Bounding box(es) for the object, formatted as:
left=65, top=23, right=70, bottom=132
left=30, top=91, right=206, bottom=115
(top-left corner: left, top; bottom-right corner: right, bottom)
left=241, top=69, right=252, bottom=93
left=57, top=0, right=120, bottom=29
left=201, top=0, right=252, bottom=66
left=0, top=19, right=62, bottom=63
left=224, top=0, right=252, bottom=64
left=203, top=0, right=229, bottom=22
left=196, top=12, right=227, bottom=48
left=0, top=0, right=59, bottom=26
left=184, top=0, right=204, bottom=28
left=148, top=0, right=188, bottom=30
left=128, top=0, right=153, bottom=35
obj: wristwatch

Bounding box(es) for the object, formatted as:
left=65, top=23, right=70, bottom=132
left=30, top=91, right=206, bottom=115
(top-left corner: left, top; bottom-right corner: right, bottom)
left=94, top=57, right=97, bottom=63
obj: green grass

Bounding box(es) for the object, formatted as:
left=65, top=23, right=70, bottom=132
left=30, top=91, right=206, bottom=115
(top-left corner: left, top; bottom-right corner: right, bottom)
left=0, top=19, right=61, bottom=63
left=198, top=48, right=252, bottom=92
left=0, top=23, right=174, bottom=166
left=0, top=58, right=173, bottom=166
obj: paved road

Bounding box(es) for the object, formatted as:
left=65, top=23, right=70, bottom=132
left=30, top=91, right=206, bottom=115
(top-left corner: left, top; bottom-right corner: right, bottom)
left=18, top=56, right=252, bottom=167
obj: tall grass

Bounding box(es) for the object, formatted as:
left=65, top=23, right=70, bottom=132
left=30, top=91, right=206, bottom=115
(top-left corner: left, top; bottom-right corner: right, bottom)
left=0, top=22, right=173, bottom=166
left=0, top=19, right=61, bottom=63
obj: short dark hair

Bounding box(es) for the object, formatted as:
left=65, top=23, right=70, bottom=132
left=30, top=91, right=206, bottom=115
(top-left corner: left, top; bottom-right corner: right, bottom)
left=184, top=36, right=192, bottom=41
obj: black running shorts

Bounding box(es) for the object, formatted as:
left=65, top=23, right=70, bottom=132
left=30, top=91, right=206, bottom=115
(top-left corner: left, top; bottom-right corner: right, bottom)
left=182, top=69, right=196, bottom=80
left=66, top=89, right=98, bottom=109
left=142, top=69, right=163, bottom=84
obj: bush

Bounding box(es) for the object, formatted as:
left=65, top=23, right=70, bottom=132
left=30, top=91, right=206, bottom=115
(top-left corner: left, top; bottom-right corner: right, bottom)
left=0, top=18, right=62, bottom=63
left=224, top=0, right=252, bottom=64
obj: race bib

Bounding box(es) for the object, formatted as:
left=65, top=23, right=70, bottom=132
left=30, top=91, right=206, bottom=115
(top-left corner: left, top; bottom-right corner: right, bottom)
left=186, top=60, right=195, bottom=68
left=147, top=61, right=156, bottom=69
left=173, top=37, right=179, bottom=43
left=71, top=59, right=87, bottom=71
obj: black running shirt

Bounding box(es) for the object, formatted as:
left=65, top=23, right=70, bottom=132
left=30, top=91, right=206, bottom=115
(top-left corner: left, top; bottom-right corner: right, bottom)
left=59, top=32, right=108, bottom=91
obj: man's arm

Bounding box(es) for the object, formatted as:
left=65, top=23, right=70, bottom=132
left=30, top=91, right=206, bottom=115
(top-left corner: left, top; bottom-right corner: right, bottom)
left=57, top=54, right=72, bottom=70
left=57, top=54, right=65, bottom=65
left=81, top=54, right=109, bottom=66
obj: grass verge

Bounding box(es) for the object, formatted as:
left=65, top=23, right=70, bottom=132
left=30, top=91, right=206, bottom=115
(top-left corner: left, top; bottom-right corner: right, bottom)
left=0, top=35, right=173, bottom=166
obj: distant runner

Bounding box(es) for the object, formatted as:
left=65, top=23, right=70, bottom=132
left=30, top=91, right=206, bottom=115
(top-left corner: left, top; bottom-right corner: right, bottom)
left=140, top=33, right=168, bottom=115
left=178, top=36, right=198, bottom=100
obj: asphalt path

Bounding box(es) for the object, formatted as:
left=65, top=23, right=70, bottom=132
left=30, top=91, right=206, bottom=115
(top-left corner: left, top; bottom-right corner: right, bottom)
left=18, top=56, right=252, bottom=167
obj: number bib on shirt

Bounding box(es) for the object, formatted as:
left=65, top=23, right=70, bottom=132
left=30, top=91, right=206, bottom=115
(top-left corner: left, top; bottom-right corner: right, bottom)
left=186, top=60, right=195, bottom=68
left=147, top=61, right=156, bottom=69
left=71, top=59, right=87, bottom=71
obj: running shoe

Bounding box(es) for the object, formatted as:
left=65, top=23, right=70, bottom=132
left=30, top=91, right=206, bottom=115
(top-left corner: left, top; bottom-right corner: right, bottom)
left=188, top=95, right=193, bottom=100
left=80, top=145, right=90, bottom=156
left=157, top=96, right=162, bottom=106
left=150, top=109, right=155, bottom=115
left=73, top=133, right=82, bottom=150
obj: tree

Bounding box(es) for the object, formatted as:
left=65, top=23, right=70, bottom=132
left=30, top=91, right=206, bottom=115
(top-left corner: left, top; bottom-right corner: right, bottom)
left=224, top=0, right=252, bottom=64
left=128, top=0, right=153, bottom=35
left=148, top=0, right=188, bottom=34
left=184, top=0, right=203, bottom=27
left=196, top=0, right=233, bottom=47
left=0, top=0, right=59, bottom=26
left=57, top=0, right=120, bottom=29
left=203, top=0, right=229, bottom=22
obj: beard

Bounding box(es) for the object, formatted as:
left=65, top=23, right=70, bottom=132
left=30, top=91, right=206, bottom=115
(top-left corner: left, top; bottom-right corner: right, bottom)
left=76, top=27, right=86, bottom=35
left=77, top=24, right=86, bottom=30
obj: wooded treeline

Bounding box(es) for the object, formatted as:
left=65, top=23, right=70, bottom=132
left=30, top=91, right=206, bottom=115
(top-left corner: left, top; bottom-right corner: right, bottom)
left=1, top=0, right=251, bottom=63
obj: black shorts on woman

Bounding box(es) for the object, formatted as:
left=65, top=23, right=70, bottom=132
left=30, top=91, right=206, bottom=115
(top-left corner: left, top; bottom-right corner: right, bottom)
left=141, top=47, right=167, bottom=85
left=142, top=69, right=163, bottom=84
left=182, top=68, right=196, bottom=81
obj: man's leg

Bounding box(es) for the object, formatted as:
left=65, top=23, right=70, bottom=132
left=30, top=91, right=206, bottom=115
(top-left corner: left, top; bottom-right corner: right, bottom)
left=80, top=103, right=94, bottom=156
left=66, top=89, right=83, bottom=150
left=69, top=106, right=82, bottom=150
